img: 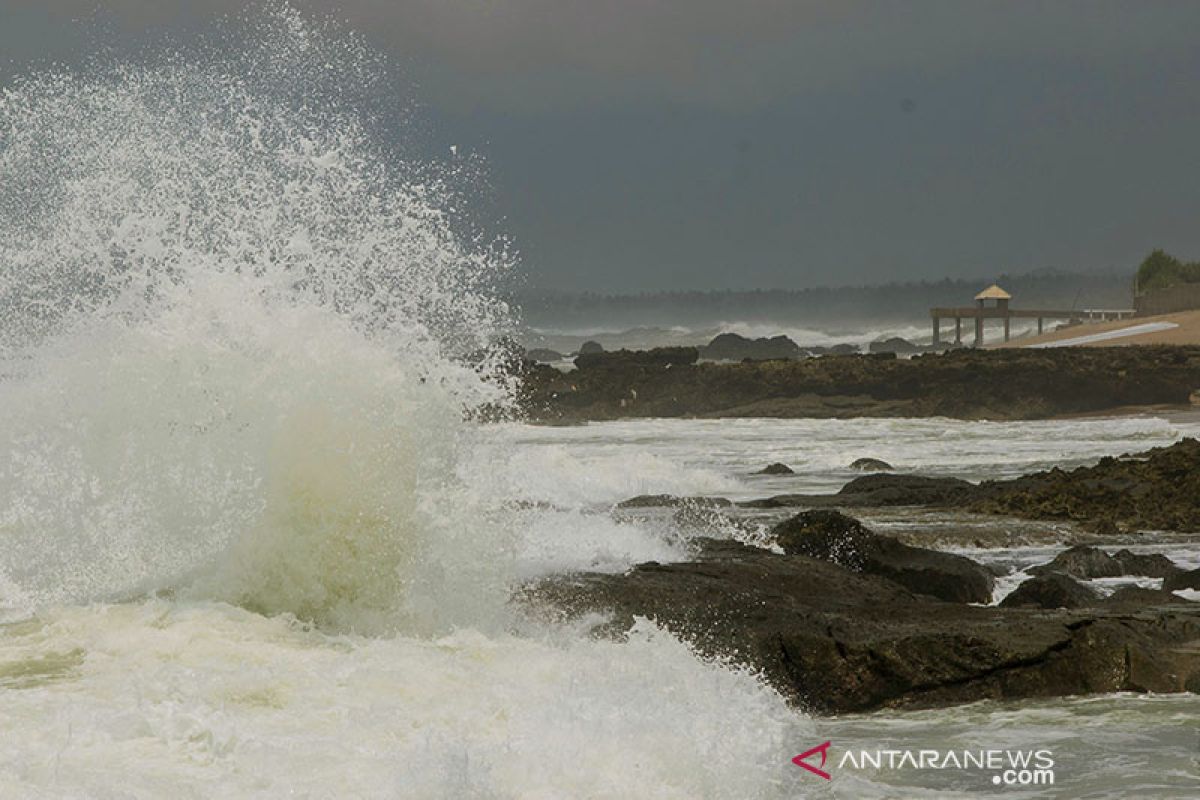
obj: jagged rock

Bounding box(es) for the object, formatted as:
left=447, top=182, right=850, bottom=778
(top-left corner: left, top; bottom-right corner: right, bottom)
left=756, top=462, right=794, bottom=475
left=771, top=510, right=994, bottom=603
left=1164, top=568, right=1200, bottom=592
left=999, top=573, right=1100, bottom=609
left=528, top=538, right=1200, bottom=714
left=849, top=457, right=894, bottom=472
left=1028, top=545, right=1181, bottom=579
left=701, top=332, right=801, bottom=362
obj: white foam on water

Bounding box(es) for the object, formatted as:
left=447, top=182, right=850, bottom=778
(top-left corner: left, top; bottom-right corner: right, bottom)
left=0, top=7, right=807, bottom=796
left=0, top=602, right=806, bottom=799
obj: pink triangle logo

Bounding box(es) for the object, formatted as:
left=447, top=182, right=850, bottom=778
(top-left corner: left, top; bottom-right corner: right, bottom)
left=793, top=741, right=832, bottom=780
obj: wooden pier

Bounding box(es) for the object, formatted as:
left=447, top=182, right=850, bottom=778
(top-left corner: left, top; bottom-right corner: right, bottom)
left=930, top=285, right=1135, bottom=347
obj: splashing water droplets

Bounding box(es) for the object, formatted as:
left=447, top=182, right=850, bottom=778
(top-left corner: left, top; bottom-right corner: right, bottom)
left=0, top=8, right=514, bottom=631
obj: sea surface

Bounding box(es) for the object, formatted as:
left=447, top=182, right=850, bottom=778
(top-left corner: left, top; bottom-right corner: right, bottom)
left=1, top=8, right=1198, bottom=798
left=4, top=412, right=1199, bottom=797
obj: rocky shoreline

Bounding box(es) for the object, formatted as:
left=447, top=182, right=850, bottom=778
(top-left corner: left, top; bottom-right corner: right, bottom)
left=518, top=345, right=1200, bottom=421
left=743, top=437, right=1200, bottom=533
left=522, top=439, right=1200, bottom=715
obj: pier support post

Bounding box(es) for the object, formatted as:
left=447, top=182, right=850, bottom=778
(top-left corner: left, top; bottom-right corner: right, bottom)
left=1003, top=314, right=1011, bottom=342
left=1037, top=317, right=1043, bottom=335
left=954, top=317, right=962, bottom=344
left=974, top=315, right=983, bottom=347
left=932, top=317, right=941, bottom=346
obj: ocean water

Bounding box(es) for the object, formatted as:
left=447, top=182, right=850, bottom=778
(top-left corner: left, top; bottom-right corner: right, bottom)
left=1, top=8, right=1197, bottom=799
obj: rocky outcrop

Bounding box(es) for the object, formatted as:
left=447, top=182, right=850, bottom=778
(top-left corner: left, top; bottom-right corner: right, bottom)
left=1164, top=568, right=1200, bottom=592
left=528, top=538, right=1200, bottom=714
left=849, top=457, right=894, bottom=472
left=999, top=573, right=1100, bottom=609
left=740, top=439, right=1200, bottom=533
left=968, top=440, right=1200, bottom=532
left=756, top=462, right=794, bottom=475
left=868, top=337, right=939, bottom=356
left=520, top=345, right=1200, bottom=422
left=771, top=510, right=994, bottom=603
left=700, top=332, right=801, bottom=362
left=578, top=341, right=604, bottom=355
left=1028, top=545, right=1181, bottom=579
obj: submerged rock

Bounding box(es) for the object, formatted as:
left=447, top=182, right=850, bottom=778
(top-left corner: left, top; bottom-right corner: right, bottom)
left=771, top=510, right=994, bottom=603
left=528, top=538, right=1200, bottom=714
left=755, top=462, right=794, bottom=475
left=999, top=573, right=1100, bottom=609
left=849, top=457, right=894, bottom=472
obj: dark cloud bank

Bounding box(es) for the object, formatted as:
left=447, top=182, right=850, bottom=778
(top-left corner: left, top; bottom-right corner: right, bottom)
left=3, top=1, right=1199, bottom=291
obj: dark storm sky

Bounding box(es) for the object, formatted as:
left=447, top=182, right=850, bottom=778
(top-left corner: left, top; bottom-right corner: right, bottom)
left=4, top=2, right=1200, bottom=291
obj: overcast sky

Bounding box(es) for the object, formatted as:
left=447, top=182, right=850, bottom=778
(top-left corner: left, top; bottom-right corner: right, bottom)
left=4, top=1, right=1200, bottom=291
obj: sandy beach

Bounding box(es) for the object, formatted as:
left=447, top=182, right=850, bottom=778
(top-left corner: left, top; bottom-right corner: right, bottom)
left=997, top=309, right=1200, bottom=348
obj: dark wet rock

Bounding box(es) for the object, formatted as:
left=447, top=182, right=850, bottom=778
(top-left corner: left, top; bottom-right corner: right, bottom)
left=868, top=337, right=938, bottom=355
left=522, top=345, right=1200, bottom=422
left=616, top=494, right=733, bottom=509
left=756, top=462, right=794, bottom=475
left=524, top=348, right=563, bottom=363
left=771, top=510, right=994, bottom=604
left=736, top=439, right=1200, bottom=534
left=701, top=332, right=801, bottom=362
left=1028, top=545, right=1181, bottom=580
left=573, top=347, right=699, bottom=372
left=578, top=340, right=604, bottom=355
left=739, top=473, right=975, bottom=510
left=837, top=474, right=976, bottom=506
left=849, top=457, right=894, bottom=472
left=1105, top=586, right=1194, bottom=608
left=999, top=573, right=1100, bottom=609
left=1164, top=568, right=1200, bottom=592
left=968, top=439, right=1200, bottom=532
left=528, top=538, right=1200, bottom=714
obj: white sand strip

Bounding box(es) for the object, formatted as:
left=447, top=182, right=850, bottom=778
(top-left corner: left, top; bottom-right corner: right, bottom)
left=1026, top=321, right=1179, bottom=348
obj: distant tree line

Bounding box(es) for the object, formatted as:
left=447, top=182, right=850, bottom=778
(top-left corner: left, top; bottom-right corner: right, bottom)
left=1136, top=249, right=1200, bottom=293
left=514, top=269, right=1133, bottom=329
